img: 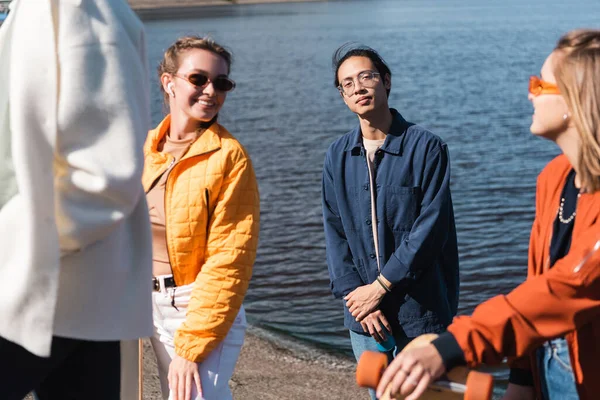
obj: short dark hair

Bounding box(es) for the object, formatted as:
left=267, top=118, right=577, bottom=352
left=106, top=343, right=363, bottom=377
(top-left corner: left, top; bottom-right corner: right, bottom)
left=332, top=43, right=391, bottom=96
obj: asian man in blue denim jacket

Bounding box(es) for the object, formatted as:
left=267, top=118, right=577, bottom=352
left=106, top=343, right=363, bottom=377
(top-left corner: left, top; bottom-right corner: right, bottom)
left=322, top=44, right=459, bottom=398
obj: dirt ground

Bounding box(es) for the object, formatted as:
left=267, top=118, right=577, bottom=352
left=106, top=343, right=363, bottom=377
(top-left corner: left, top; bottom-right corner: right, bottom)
left=24, top=330, right=368, bottom=400
left=229, top=330, right=368, bottom=400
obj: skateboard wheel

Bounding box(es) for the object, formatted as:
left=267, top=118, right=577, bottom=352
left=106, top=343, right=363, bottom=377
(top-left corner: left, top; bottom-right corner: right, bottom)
left=464, top=370, right=494, bottom=400
left=356, top=351, right=388, bottom=389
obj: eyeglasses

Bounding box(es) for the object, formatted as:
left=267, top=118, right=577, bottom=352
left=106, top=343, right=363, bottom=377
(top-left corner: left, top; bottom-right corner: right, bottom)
left=174, top=73, right=236, bottom=92
left=529, top=75, right=560, bottom=97
left=338, top=71, right=381, bottom=96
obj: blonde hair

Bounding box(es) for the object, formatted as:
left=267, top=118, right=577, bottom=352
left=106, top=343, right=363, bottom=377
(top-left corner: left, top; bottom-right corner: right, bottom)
left=554, top=29, right=600, bottom=192
left=158, top=36, right=232, bottom=105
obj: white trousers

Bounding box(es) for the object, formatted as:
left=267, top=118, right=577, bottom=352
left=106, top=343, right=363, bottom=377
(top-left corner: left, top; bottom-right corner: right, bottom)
left=150, top=279, right=247, bottom=400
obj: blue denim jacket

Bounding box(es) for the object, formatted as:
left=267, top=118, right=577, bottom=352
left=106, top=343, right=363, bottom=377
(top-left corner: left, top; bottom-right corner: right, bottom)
left=322, top=109, right=459, bottom=335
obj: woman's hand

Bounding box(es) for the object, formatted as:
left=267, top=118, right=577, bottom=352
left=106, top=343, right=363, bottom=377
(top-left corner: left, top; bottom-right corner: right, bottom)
left=500, top=383, right=535, bottom=400
left=345, top=282, right=386, bottom=322
left=168, top=354, right=202, bottom=400
left=376, top=344, right=445, bottom=400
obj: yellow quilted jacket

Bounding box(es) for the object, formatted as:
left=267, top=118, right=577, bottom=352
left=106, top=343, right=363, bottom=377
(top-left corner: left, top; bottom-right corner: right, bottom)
left=142, top=115, right=260, bottom=362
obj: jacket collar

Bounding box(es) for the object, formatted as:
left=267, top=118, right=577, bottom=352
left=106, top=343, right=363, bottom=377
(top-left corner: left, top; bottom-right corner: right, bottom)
left=535, top=155, right=600, bottom=273
left=344, top=108, right=412, bottom=155
left=145, top=115, right=221, bottom=160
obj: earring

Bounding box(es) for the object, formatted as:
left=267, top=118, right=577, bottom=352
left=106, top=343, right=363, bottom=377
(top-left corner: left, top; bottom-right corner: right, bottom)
left=563, top=113, right=568, bottom=120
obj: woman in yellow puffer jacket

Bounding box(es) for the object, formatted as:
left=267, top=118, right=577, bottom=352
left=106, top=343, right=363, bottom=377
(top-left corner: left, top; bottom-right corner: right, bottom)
left=142, top=36, right=260, bottom=400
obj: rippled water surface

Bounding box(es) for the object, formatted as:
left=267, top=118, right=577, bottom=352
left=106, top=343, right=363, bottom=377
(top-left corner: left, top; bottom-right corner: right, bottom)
left=143, top=0, right=600, bottom=363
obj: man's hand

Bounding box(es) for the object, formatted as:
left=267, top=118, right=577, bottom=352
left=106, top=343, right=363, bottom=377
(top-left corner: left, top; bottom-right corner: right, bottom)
left=168, top=354, right=202, bottom=400
left=500, top=383, right=535, bottom=400
left=345, top=282, right=386, bottom=322
left=361, top=310, right=392, bottom=343
left=376, top=344, right=445, bottom=400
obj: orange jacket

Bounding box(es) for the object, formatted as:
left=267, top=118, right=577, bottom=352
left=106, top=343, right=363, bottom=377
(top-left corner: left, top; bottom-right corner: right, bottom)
left=447, top=155, right=600, bottom=399
left=142, top=115, right=260, bottom=362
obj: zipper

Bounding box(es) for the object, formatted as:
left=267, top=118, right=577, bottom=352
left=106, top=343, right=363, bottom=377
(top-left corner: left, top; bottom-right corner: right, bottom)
left=146, top=156, right=175, bottom=194
left=163, top=159, right=178, bottom=284
left=163, top=150, right=218, bottom=284
left=162, top=156, right=180, bottom=309
left=205, top=188, right=210, bottom=238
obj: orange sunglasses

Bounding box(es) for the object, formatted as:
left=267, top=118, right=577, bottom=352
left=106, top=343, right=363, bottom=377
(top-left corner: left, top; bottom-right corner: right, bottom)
left=529, top=75, right=561, bottom=96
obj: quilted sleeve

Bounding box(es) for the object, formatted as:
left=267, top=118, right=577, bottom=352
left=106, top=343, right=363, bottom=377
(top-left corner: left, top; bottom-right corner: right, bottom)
left=174, top=148, right=260, bottom=363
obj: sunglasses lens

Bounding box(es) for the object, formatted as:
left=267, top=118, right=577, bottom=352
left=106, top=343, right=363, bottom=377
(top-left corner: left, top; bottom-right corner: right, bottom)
left=181, top=74, right=235, bottom=92
left=529, top=76, right=541, bottom=95
left=214, top=78, right=235, bottom=92
left=188, top=73, right=209, bottom=87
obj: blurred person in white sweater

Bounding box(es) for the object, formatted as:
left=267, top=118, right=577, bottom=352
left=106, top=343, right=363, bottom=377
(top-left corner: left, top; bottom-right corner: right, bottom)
left=0, top=1, right=153, bottom=399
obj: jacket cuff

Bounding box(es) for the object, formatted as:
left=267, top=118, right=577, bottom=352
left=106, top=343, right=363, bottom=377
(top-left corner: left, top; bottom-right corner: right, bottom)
left=431, top=332, right=466, bottom=371
left=508, top=368, right=534, bottom=386
left=380, top=254, right=412, bottom=287
left=330, top=271, right=364, bottom=298
left=175, top=343, right=204, bottom=363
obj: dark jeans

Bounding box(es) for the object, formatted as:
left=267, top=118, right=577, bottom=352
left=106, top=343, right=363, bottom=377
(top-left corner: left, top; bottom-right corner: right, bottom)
left=0, top=335, right=120, bottom=400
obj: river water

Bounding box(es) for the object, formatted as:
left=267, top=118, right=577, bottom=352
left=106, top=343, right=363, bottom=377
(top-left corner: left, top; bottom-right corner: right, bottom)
left=143, top=0, right=599, bottom=374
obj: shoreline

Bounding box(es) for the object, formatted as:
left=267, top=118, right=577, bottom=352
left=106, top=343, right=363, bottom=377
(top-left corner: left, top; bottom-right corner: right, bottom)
left=128, top=0, right=325, bottom=20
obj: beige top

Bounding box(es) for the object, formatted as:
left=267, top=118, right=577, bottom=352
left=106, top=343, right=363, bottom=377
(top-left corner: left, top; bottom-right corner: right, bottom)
left=146, top=133, right=196, bottom=276
left=363, top=137, right=386, bottom=271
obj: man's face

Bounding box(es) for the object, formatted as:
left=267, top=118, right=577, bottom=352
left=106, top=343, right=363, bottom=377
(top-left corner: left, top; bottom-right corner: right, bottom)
left=337, top=56, right=390, bottom=117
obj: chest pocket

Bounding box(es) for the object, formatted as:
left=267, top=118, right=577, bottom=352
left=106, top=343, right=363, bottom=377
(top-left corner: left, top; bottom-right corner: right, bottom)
left=382, top=185, right=421, bottom=232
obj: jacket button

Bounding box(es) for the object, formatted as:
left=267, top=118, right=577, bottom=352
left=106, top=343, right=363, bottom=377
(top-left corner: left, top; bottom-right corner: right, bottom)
left=363, top=184, right=369, bottom=190
left=370, top=254, right=376, bottom=259
left=366, top=219, right=371, bottom=225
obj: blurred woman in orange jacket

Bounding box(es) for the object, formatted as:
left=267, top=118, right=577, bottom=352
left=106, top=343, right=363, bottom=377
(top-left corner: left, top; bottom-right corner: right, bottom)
left=142, top=36, right=260, bottom=400
left=376, top=29, right=600, bottom=400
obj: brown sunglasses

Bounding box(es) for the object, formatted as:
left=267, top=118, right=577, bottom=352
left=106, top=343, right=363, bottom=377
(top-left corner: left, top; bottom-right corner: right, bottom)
left=174, top=73, right=236, bottom=92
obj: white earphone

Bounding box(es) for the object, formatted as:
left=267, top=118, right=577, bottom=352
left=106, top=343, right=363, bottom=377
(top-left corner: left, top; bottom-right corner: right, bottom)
left=167, top=83, right=175, bottom=97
